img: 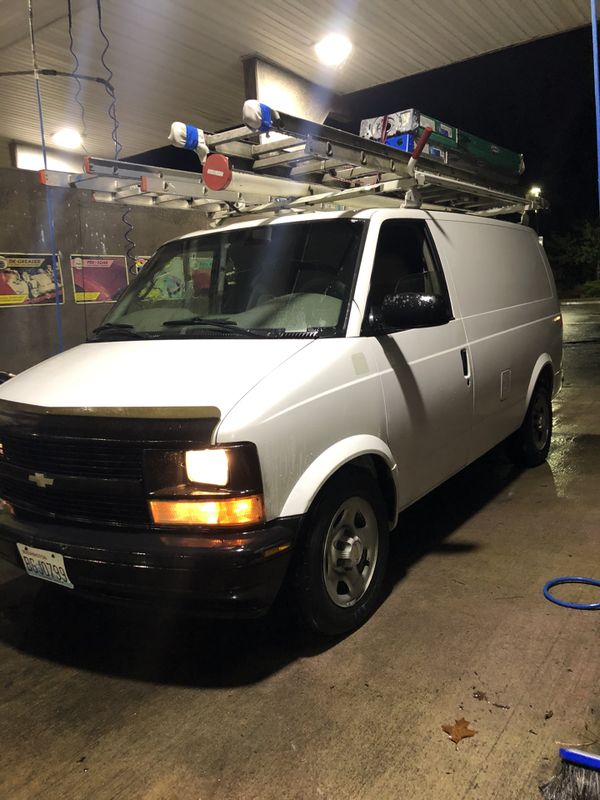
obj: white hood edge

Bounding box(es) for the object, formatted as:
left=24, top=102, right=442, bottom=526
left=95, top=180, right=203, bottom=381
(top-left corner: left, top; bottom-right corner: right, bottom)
left=0, top=339, right=314, bottom=419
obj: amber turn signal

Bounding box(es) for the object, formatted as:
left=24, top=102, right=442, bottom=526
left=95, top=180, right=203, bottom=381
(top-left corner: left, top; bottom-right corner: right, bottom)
left=149, top=494, right=264, bottom=526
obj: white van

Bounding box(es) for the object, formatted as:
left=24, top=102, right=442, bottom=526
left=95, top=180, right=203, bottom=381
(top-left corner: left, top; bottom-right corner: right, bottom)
left=0, top=209, right=562, bottom=634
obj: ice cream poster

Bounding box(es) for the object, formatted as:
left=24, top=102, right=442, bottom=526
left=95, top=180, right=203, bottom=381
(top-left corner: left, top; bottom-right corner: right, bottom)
left=0, top=253, right=64, bottom=307
left=70, top=255, right=129, bottom=303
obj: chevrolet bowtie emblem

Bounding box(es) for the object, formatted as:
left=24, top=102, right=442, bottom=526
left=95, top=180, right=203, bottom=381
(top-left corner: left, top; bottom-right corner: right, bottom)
left=28, top=472, right=54, bottom=489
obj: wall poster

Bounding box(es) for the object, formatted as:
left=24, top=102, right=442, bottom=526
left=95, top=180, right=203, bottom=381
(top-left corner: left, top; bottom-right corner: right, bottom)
left=131, top=256, right=150, bottom=277
left=0, top=253, right=64, bottom=307
left=70, top=255, right=129, bottom=303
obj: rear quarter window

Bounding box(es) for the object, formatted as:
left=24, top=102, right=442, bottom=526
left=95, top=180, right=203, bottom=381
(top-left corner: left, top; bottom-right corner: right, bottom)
left=440, top=222, right=552, bottom=317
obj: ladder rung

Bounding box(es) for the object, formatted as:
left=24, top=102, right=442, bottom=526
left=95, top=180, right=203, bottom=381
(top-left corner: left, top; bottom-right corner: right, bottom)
left=307, top=138, right=405, bottom=177
left=214, top=141, right=254, bottom=159
left=253, top=146, right=311, bottom=170
left=290, top=158, right=348, bottom=177
left=205, top=125, right=254, bottom=146
left=252, top=136, right=304, bottom=155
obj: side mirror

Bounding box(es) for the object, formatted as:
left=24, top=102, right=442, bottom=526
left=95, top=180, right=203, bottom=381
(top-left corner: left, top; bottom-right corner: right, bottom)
left=378, top=292, right=451, bottom=329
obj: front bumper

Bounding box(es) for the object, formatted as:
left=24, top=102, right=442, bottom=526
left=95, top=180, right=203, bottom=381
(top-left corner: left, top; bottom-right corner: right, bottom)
left=0, top=510, right=302, bottom=617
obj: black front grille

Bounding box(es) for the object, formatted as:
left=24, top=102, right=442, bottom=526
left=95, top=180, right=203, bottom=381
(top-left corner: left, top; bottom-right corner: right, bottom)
left=0, top=405, right=218, bottom=530
left=2, top=433, right=144, bottom=480
left=0, top=476, right=149, bottom=527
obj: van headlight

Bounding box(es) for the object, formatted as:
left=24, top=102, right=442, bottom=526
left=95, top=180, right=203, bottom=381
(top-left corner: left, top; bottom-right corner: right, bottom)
left=185, top=448, right=229, bottom=486
left=145, top=442, right=264, bottom=527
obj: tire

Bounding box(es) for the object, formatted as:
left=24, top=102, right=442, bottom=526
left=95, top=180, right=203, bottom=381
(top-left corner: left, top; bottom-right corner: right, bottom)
left=508, top=381, right=552, bottom=467
left=290, top=468, right=389, bottom=636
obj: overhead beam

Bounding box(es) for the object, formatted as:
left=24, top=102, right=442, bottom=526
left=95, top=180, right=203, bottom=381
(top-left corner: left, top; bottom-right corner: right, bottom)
left=242, top=55, right=339, bottom=125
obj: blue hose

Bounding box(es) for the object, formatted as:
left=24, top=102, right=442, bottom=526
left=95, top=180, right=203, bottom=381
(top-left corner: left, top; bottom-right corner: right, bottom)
left=543, top=576, right=600, bottom=610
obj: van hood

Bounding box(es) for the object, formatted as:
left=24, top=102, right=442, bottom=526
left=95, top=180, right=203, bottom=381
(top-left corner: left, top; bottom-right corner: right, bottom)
left=0, top=339, right=314, bottom=417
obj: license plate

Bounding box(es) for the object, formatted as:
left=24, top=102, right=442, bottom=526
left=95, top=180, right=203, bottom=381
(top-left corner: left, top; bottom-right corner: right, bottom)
left=16, top=543, right=74, bottom=589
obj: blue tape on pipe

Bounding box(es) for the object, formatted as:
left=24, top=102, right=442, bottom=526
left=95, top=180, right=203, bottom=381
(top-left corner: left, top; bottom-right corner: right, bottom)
left=184, top=124, right=199, bottom=151
left=258, top=103, right=272, bottom=133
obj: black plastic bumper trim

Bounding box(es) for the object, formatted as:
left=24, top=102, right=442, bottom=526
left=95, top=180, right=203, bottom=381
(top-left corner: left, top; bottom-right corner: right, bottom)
left=0, top=510, right=303, bottom=617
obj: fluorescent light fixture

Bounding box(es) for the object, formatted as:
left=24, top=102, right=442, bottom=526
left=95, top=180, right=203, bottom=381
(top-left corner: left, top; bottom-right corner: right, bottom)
left=185, top=448, right=229, bottom=486
left=14, top=143, right=83, bottom=173
left=51, top=128, right=83, bottom=150
left=314, top=33, right=353, bottom=67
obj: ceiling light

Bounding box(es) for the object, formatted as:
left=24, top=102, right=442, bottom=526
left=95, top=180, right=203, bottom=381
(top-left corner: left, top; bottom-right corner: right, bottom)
left=314, top=33, right=353, bottom=67
left=51, top=128, right=83, bottom=150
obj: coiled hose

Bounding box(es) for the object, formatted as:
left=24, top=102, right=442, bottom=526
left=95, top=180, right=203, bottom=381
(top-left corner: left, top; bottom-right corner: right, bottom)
left=543, top=576, right=600, bottom=610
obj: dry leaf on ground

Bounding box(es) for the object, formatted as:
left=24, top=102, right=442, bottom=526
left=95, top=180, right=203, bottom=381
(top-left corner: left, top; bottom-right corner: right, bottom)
left=442, top=717, right=477, bottom=745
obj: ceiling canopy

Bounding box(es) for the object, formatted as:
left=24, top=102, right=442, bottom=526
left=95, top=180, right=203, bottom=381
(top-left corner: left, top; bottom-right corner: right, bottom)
left=0, top=0, right=593, bottom=157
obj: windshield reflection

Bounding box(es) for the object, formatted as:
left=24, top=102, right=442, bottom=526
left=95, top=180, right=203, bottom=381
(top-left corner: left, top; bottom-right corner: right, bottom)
left=95, top=219, right=365, bottom=340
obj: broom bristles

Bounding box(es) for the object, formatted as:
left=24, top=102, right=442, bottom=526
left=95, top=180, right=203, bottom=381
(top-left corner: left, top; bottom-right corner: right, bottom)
left=540, top=761, right=600, bottom=799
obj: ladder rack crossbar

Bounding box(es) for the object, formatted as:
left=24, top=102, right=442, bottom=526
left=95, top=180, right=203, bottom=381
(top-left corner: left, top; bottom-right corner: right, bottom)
left=38, top=102, right=545, bottom=221
left=414, top=169, right=529, bottom=206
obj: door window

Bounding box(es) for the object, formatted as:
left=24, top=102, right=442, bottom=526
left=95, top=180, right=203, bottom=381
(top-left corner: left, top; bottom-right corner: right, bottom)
left=365, top=220, right=451, bottom=320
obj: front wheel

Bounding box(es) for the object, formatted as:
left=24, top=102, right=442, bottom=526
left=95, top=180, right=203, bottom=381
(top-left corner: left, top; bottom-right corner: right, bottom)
left=508, top=381, right=552, bottom=467
left=290, top=468, right=389, bottom=636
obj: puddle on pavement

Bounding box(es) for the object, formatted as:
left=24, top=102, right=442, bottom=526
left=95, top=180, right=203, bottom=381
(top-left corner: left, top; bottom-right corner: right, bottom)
left=547, top=434, right=600, bottom=498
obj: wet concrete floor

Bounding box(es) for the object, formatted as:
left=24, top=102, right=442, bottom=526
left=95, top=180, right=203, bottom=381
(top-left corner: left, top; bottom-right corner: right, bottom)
left=0, top=303, right=599, bottom=799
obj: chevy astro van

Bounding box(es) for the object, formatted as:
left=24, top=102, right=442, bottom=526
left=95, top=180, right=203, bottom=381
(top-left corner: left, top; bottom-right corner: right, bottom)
left=0, top=209, right=562, bottom=634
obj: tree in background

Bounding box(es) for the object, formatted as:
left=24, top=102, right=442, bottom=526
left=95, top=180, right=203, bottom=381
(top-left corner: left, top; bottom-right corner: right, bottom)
left=545, top=219, right=600, bottom=295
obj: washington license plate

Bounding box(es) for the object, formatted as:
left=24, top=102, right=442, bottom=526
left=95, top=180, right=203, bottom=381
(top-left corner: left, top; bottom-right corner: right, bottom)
left=16, top=543, right=74, bottom=589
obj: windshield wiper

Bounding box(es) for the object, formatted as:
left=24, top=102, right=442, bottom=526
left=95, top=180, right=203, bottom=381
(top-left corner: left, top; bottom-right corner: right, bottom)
left=306, top=326, right=337, bottom=337
left=161, top=317, right=266, bottom=338
left=91, top=323, right=150, bottom=340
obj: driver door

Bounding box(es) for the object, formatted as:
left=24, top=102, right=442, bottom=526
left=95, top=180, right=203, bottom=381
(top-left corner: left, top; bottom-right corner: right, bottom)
left=364, top=219, right=473, bottom=508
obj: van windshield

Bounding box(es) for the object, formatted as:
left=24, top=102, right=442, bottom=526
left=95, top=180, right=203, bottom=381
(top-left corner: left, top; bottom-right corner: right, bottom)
left=95, top=219, right=365, bottom=340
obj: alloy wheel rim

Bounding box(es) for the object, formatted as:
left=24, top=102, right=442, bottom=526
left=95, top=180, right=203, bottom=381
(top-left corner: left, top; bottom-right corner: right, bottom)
left=322, top=497, right=379, bottom=608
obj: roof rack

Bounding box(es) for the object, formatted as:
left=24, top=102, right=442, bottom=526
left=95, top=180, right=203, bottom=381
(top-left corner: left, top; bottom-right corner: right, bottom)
left=39, top=100, right=546, bottom=223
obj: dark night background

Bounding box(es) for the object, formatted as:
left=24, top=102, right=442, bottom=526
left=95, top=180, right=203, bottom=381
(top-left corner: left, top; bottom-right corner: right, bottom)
left=342, top=25, right=597, bottom=237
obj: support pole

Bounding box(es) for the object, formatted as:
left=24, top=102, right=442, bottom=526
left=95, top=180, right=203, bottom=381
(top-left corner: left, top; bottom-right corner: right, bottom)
left=593, top=0, right=600, bottom=206
left=592, top=0, right=600, bottom=277
left=27, top=0, right=63, bottom=352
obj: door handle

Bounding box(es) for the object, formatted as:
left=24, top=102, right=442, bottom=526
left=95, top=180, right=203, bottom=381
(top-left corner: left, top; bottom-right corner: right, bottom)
left=460, top=348, right=471, bottom=386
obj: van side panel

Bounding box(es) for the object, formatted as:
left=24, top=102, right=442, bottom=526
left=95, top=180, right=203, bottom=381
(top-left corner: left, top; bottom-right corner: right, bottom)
left=214, top=338, right=393, bottom=521
left=429, top=219, right=561, bottom=461
left=441, top=222, right=554, bottom=316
